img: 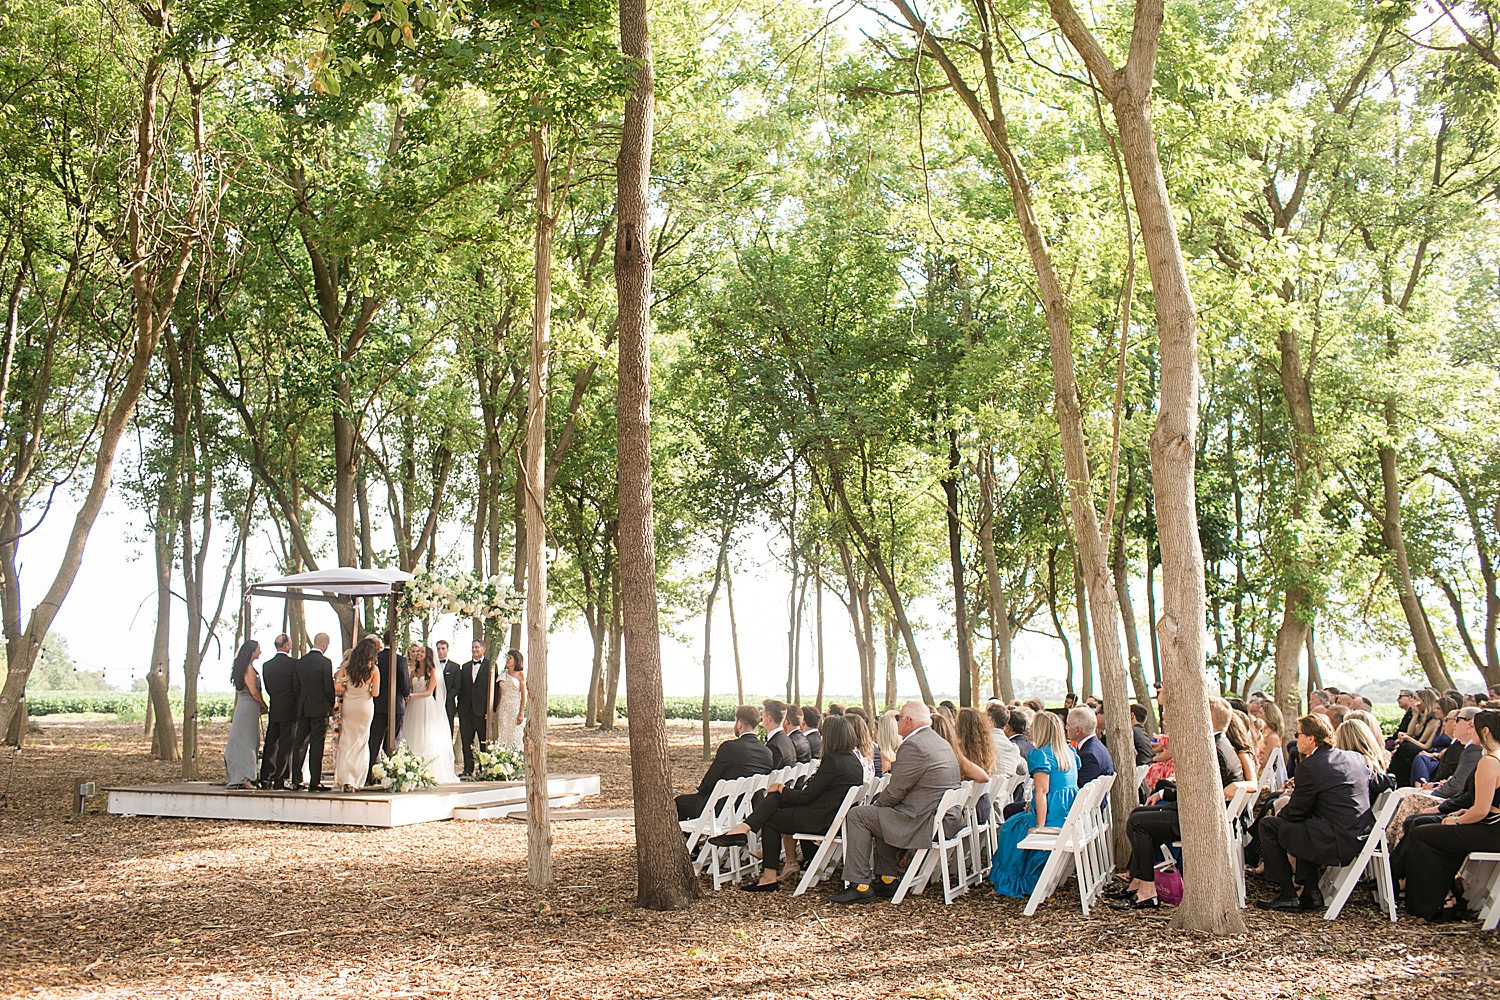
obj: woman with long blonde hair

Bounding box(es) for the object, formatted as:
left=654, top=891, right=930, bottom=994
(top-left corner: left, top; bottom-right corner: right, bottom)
left=875, top=711, right=901, bottom=775
left=989, top=709, right=1079, bottom=898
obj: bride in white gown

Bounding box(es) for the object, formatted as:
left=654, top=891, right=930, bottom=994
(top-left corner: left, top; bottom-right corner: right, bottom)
left=401, top=644, right=459, bottom=784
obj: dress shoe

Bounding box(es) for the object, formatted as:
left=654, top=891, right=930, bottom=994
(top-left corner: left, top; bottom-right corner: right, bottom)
left=307, top=784, right=328, bottom=793
left=829, top=883, right=877, bottom=904
left=739, top=880, right=778, bottom=893
left=872, top=876, right=899, bottom=897
left=1110, top=894, right=1160, bottom=911
left=708, top=832, right=748, bottom=848
left=1104, top=883, right=1136, bottom=900
left=1255, top=893, right=1303, bottom=912
left=1298, top=890, right=1325, bottom=912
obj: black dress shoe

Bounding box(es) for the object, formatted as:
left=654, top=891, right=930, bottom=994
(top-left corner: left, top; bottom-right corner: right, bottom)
left=1298, top=891, right=1325, bottom=912
left=829, top=884, right=877, bottom=904
left=1110, top=894, right=1160, bottom=911
left=739, top=881, right=778, bottom=893
left=709, top=833, right=749, bottom=848
left=307, top=784, right=328, bottom=793
left=1104, top=884, right=1137, bottom=900
left=872, top=877, right=899, bottom=897
left=1256, top=893, right=1303, bottom=912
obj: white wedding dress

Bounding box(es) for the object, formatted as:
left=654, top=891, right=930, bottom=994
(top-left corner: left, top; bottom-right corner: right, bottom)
left=402, top=671, right=459, bottom=784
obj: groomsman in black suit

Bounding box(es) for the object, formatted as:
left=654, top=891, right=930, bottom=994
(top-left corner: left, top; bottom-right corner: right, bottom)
left=457, top=639, right=498, bottom=777
left=368, top=640, right=411, bottom=785
left=761, top=700, right=796, bottom=769
left=436, top=639, right=461, bottom=734
left=290, top=633, right=335, bottom=791
left=676, top=705, right=773, bottom=819
left=259, top=635, right=298, bottom=789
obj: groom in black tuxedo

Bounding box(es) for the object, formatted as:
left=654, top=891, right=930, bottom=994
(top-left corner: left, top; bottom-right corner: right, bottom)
left=368, top=641, right=411, bottom=785
left=290, top=633, right=335, bottom=791
left=259, top=635, right=298, bottom=789
left=457, top=639, right=498, bottom=777
left=436, top=639, right=461, bottom=734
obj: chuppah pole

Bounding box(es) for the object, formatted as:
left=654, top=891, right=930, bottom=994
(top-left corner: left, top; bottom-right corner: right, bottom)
left=385, top=585, right=401, bottom=754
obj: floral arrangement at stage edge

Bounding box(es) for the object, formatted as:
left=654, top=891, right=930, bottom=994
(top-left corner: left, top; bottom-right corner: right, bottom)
left=474, top=742, right=524, bottom=782
left=372, top=744, right=436, bottom=793
left=398, top=571, right=525, bottom=626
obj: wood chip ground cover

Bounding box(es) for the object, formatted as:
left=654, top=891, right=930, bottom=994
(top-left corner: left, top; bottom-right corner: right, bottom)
left=1, top=719, right=1495, bottom=998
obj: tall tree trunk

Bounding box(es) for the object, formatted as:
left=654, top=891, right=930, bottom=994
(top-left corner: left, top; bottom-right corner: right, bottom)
left=1145, top=503, right=1161, bottom=686
left=1380, top=434, right=1455, bottom=691
left=146, top=477, right=178, bottom=759
left=615, top=0, right=699, bottom=910
left=1272, top=316, right=1317, bottom=722
left=1072, top=545, right=1094, bottom=700
left=945, top=429, right=973, bottom=706
left=726, top=557, right=744, bottom=706
left=815, top=558, right=825, bottom=712
left=523, top=123, right=555, bottom=888
left=602, top=544, right=623, bottom=731
left=702, top=521, right=731, bottom=759
left=979, top=446, right=1012, bottom=701
left=884, top=614, right=897, bottom=710
left=785, top=474, right=798, bottom=704
left=1306, top=625, right=1321, bottom=703
left=1048, top=546, right=1075, bottom=695
left=1112, top=467, right=1154, bottom=732
left=1046, top=0, right=1245, bottom=933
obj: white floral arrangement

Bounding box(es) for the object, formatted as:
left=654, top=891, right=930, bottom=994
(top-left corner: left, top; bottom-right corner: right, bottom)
left=372, top=744, right=436, bottom=793
left=399, top=571, right=525, bottom=626
left=474, top=742, right=524, bottom=782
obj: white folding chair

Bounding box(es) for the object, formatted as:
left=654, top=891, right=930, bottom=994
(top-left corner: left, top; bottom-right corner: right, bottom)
left=861, top=773, right=889, bottom=805
left=1018, top=775, right=1114, bottom=916
left=1262, top=746, right=1287, bottom=793
left=1225, top=781, right=1258, bottom=907
left=1321, top=787, right=1423, bottom=921
left=681, top=778, right=736, bottom=859
left=1134, top=763, right=1151, bottom=798
left=791, top=782, right=865, bottom=896
left=892, top=785, right=972, bottom=905
left=1459, top=852, right=1500, bottom=931
left=981, top=772, right=1014, bottom=870
left=958, top=780, right=991, bottom=887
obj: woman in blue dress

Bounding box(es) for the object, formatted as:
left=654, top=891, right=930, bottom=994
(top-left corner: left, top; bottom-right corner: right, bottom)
left=990, top=709, right=1080, bottom=897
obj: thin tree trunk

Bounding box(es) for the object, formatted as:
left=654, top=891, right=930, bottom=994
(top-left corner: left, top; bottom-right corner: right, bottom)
left=523, top=122, right=555, bottom=888
left=1048, top=547, right=1076, bottom=695
left=726, top=558, right=744, bottom=706
left=1072, top=545, right=1094, bottom=700
left=1381, top=436, right=1454, bottom=690
left=945, top=429, right=973, bottom=706
left=615, top=0, right=699, bottom=910
left=703, top=521, right=731, bottom=759
left=602, top=544, right=623, bottom=730
left=979, top=446, right=1012, bottom=701
left=1306, top=625, right=1320, bottom=703
left=1112, top=467, right=1154, bottom=732
left=147, top=487, right=178, bottom=760
left=884, top=614, right=897, bottom=710
left=815, top=560, right=825, bottom=712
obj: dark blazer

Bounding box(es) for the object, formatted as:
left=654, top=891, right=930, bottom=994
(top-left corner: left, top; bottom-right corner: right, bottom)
left=373, top=649, right=410, bottom=717
left=804, top=728, right=822, bottom=759
left=1010, top=734, right=1035, bottom=759
left=293, top=650, right=336, bottom=718
left=1276, top=745, right=1375, bottom=867
left=1132, top=724, right=1155, bottom=766
left=457, top=657, right=499, bottom=721
left=1076, top=735, right=1115, bottom=787
left=774, top=751, right=863, bottom=830
left=767, top=728, right=796, bottom=769
left=788, top=727, right=812, bottom=763
left=262, top=652, right=299, bottom=723
left=696, top=732, right=774, bottom=796
left=1434, top=742, right=1484, bottom=800
left=439, top=658, right=461, bottom=717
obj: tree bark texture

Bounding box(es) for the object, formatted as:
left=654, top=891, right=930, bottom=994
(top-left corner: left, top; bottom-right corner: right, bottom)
left=945, top=430, right=973, bottom=706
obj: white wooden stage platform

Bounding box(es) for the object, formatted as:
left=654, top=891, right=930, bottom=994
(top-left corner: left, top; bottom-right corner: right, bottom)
left=106, top=774, right=602, bottom=828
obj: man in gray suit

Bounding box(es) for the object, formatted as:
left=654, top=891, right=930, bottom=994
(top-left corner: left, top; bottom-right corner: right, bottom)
left=831, top=701, right=961, bottom=903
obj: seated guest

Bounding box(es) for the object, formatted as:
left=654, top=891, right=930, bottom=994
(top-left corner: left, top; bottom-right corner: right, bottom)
left=1130, top=705, right=1155, bottom=767
left=1397, top=710, right=1500, bottom=921
left=986, top=702, right=1024, bottom=781
left=957, top=707, right=997, bottom=820
left=1334, top=719, right=1398, bottom=802
left=990, top=710, right=1080, bottom=898
left=1110, top=699, right=1246, bottom=910
left=1411, top=709, right=1457, bottom=786
left=1219, top=700, right=1259, bottom=784
left=1254, top=714, right=1374, bottom=912
left=1007, top=707, right=1036, bottom=758
left=675, top=705, right=773, bottom=820
left=932, top=713, right=988, bottom=783
left=1387, top=707, right=1482, bottom=849
left=710, top=715, right=865, bottom=891
left=785, top=705, right=812, bottom=763
left=1069, top=706, right=1114, bottom=788
left=1346, top=709, right=1388, bottom=761
left=1391, top=689, right=1443, bottom=785
left=1024, top=697, right=1046, bottom=714
left=847, top=712, right=875, bottom=779
left=762, top=700, right=796, bottom=768
left=830, top=702, right=960, bottom=903
left=938, top=700, right=958, bottom=723
left=826, top=703, right=845, bottom=716
left=801, top=705, right=822, bottom=758
left=874, top=710, right=902, bottom=775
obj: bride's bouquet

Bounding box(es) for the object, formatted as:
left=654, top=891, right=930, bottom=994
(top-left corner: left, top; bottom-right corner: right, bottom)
left=372, top=744, right=436, bottom=793
left=473, top=742, right=524, bottom=782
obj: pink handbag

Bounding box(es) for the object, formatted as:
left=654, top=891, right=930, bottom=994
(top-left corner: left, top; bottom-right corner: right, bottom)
left=1154, top=846, right=1183, bottom=905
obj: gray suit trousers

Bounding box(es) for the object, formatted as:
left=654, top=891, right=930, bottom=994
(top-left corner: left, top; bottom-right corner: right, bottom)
left=842, top=805, right=908, bottom=885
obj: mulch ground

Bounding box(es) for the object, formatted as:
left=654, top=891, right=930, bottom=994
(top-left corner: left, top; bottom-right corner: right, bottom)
left=1, top=718, right=1496, bottom=999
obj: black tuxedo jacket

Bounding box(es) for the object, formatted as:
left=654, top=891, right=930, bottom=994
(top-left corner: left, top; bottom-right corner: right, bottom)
left=439, top=658, right=461, bottom=716
left=767, top=728, right=796, bottom=769
left=457, top=658, right=500, bottom=721
left=293, top=650, right=336, bottom=718
left=373, top=649, right=410, bottom=717
left=776, top=751, right=864, bottom=828
left=804, top=728, right=822, bottom=759
left=1276, top=745, right=1375, bottom=867
left=696, top=732, right=774, bottom=796
left=1132, top=724, right=1155, bottom=766
left=788, top=727, right=812, bottom=763
left=262, top=652, right=299, bottom=723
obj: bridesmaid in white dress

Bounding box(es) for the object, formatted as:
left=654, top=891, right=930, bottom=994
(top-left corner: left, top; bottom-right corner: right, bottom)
left=495, top=649, right=526, bottom=750
left=333, top=637, right=380, bottom=792
left=402, top=643, right=459, bottom=783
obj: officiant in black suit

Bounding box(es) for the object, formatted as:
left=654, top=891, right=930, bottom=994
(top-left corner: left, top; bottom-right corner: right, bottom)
left=259, top=634, right=299, bottom=789
left=290, top=632, right=335, bottom=791
left=368, top=640, right=411, bottom=784
left=457, top=639, right=499, bottom=776
left=676, top=705, right=773, bottom=819
left=436, top=639, right=461, bottom=733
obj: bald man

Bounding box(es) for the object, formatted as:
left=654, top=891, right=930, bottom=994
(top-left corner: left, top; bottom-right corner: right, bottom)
left=830, top=702, right=961, bottom=903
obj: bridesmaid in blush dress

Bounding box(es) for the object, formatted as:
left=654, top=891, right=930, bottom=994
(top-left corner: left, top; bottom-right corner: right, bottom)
left=223, top=640, right=266, bottom=789
left=333, top=637, right=380, bottom=792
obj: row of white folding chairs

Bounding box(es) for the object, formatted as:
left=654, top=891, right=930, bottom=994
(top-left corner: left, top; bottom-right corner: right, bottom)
left=789, top=772, right=889, bottom=895
left=694, top=760, right=820, bottom=889
left=890, top=772, right=1024, bottom=905
left=1017, top=773, right=1116, bottom=915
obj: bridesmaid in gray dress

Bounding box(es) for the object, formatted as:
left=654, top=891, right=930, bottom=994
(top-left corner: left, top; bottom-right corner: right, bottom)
left=224, top=640, right=266, bottom=789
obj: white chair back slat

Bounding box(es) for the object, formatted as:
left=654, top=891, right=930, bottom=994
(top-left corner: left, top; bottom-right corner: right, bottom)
left=791, top=783, right=864, bottom=896
left=1322, top=786, right=1424, bottom=921
left=891, top=784, right=972, bottom=905
left=1017, top=773, right=1114, bottom=916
